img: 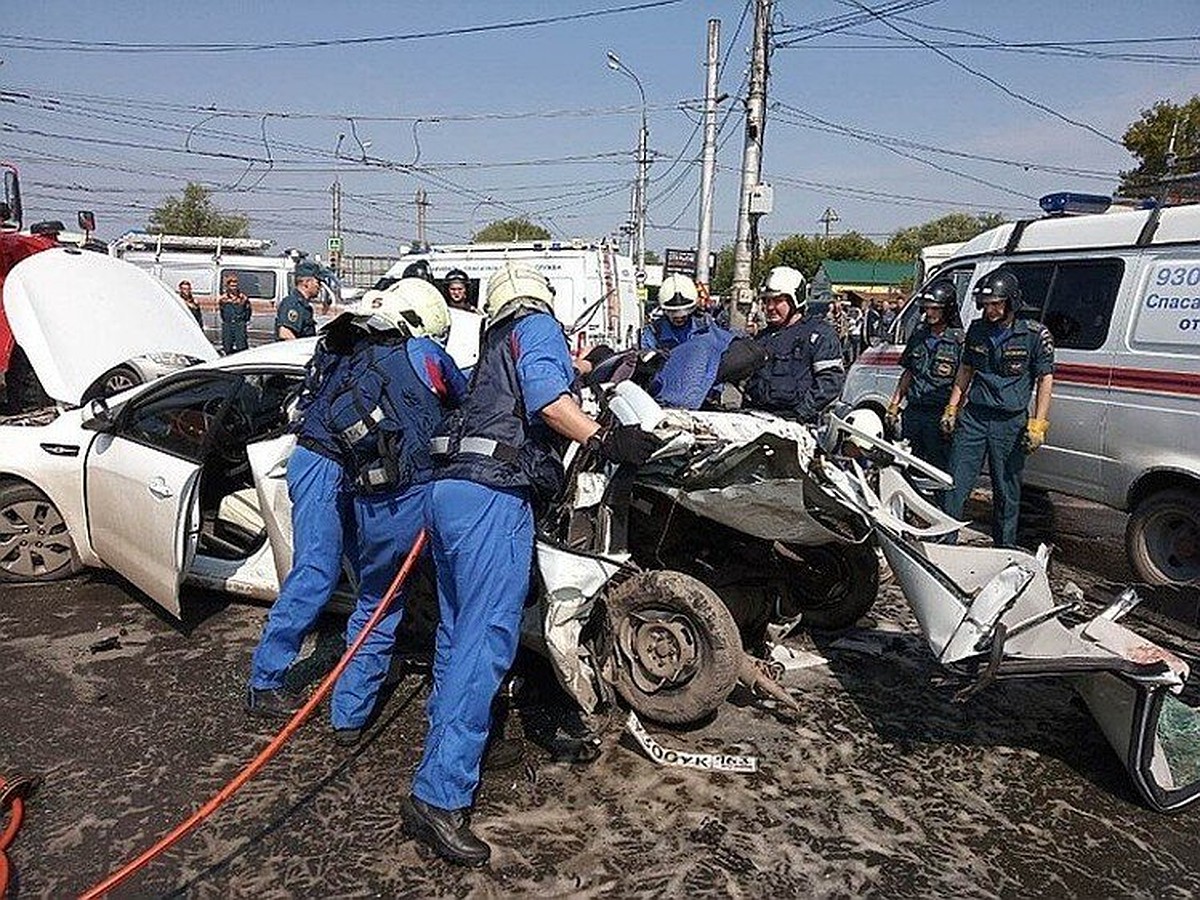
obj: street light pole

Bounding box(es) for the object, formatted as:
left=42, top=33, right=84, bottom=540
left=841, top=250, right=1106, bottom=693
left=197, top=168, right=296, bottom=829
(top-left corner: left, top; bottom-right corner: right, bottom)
left=607, top=50, right=648, bottom=281
left=331, top=132, right=345, bottom=275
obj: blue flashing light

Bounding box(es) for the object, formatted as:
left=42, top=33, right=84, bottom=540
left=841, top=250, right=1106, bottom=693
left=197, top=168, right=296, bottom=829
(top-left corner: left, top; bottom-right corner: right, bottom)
left=1039, top=192, right=1113, bottom=216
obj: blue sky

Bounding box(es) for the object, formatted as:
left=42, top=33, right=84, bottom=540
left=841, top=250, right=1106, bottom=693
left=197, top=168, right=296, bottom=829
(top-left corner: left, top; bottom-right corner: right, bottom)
left=3, top=1, right=1198, bottom=261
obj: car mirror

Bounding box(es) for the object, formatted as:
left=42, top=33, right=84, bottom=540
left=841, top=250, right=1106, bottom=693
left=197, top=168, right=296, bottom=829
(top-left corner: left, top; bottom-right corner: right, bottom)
left=82, top=397, right=115, bottom=432
left=77, top=210, right=96, bottom=232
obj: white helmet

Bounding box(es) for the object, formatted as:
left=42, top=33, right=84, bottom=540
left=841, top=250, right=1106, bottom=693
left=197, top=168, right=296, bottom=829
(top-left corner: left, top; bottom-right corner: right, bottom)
left=358, top=278, right=451, bottom=342
left=760, top=266, right=807, bottom=313
left=658, top=274, right=698, bottom=315
left=484, top=262, right=555, bottom=325
left=844, top=407, right=884, bottom=450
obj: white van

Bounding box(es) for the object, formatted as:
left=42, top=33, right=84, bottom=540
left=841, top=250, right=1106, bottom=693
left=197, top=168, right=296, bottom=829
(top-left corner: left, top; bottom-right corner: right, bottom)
left=842, top=203, right=1200, bottom=585
left=379, top=240, right=642, bottom=352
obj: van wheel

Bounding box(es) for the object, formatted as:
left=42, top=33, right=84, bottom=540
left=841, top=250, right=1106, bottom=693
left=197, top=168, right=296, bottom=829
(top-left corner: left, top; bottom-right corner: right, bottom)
left=605, top=571, right=742, bottom=726
left=0, top=483, right=81, bottom=582
left=1126, top=488, right=1200, bottom=585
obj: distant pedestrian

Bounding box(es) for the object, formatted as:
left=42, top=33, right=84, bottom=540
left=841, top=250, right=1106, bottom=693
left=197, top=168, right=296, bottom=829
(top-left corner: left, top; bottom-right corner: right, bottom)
left=178, top=280, right=204, bottom=328
left=219, top=273, right=251, bottom=354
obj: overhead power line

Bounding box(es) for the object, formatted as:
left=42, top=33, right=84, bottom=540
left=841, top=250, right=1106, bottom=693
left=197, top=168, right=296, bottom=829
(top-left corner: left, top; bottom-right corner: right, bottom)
left=0, top=0, right=687, bottom=53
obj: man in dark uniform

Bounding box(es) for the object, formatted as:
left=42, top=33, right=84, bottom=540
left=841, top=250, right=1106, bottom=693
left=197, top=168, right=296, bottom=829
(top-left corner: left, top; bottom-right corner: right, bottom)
left=219, top=273, right=251, bottom=354
left=276, top=259, right=322, bottom=340
left=743, top=265, right=845, bottom=424
left=941, top=267, right=1054, bottom=548
left=444, top=267, right=475, bottom=311
left=886, top=278, right=964, bottom=471
left=178, top=280, right=204, bottom=328
left=402, top=263, right=659, bottom=866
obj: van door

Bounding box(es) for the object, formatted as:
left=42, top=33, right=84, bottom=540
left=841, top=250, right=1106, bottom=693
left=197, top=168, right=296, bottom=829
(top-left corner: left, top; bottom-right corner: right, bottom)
left=1003, top=258, right=1124, bottom=497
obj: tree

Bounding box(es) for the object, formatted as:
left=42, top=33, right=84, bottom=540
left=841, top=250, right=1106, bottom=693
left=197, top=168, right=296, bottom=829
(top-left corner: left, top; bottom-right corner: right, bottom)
left=882, top=212, right=1007, bottom=263
left=148, top=182, right=249, bottom=237
left=1119, top=96, right=1200, bottom=201
left=763, top=232, right=884, bottom=281
left=472, top=217, right=551, bottom=242
left=643, top=249, right=661, bottom=266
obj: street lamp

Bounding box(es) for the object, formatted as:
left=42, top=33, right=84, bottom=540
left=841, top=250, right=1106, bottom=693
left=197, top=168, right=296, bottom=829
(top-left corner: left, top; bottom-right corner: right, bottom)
left=331, top=132, right=345, bottom=275
left=606, top=50, right=648, bottom=281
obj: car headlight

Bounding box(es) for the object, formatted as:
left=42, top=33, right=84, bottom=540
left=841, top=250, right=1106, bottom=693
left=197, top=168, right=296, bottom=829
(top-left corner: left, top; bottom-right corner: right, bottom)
left=146, top=352, right=199, bottom=368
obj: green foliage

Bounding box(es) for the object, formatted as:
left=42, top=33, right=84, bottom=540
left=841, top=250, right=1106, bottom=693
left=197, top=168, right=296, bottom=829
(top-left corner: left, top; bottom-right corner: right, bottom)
left=643, top=249, right=661, bottom=266
left=472, top=217, right=552, bottom=242
left=1120, top=96, right=1200, bottom=201
left=763, top=232, right=882, bottom=280
left=148, top=183, right=249, bottom=237
left=882, top=212, right=1007, bottom=263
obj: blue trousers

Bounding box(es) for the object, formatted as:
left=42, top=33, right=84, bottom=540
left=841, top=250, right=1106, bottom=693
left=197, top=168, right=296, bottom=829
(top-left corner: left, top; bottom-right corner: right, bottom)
left=412, top=479, right=533, bottom=811
left=902, top=405, right=951, bottom=473
left=330, top=483, right=428, bottom=730
left=249, top=445, right=356, bottom=690
left=942, top=406, right=1028, bottom=548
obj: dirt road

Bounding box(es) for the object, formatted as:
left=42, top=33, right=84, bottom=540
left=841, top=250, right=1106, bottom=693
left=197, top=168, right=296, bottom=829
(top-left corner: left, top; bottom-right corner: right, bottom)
left=2, top=497, right=1198, bottom=898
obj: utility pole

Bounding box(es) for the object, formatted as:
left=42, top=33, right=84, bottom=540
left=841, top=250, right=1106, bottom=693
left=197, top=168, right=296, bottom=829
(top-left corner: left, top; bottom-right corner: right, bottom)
left=730, top=0, right=772, bottom=328
left=819, top=206, right=840, bottom=238
left=695, top=17, right=720, bottom=289
left=414, top=188, right=428, bottom=248
left=329, top=178, right=342, bottom=275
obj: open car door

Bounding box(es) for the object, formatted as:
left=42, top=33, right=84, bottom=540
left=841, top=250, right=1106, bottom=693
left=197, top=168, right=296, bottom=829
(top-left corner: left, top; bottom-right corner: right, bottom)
left=85, top=371, right=243, bottom=617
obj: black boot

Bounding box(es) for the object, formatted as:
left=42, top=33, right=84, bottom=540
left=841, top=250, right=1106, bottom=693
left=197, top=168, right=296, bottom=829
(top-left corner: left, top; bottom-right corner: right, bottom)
left=245, top=686, right=303, bottom=719
left=401, top=796, right=491, bottom=867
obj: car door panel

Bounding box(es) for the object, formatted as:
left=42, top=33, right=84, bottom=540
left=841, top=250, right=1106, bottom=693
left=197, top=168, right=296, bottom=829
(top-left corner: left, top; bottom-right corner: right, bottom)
left=248, top=433, right=296, bottom=585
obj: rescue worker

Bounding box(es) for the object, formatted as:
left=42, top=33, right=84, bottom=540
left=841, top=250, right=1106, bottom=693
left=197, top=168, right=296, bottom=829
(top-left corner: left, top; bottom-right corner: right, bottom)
left=178, top=280, right=203, bottom=328
left=444, top=268, right=474, bottom=311
left=403, top=262, right=660, bottom=866
left=276, top=259, right=322, bottom=340
left=886, top=278, right=964, bottom=471
left=219, top=273, right=251, bottom=355
left=402, top=259, right=435, bottom=283
left=742, top=266, right=845, bottom=423
left=246, top=303, right=359, bottom=717
left=639, top=274, right=713, bottom=351
left=326, top=279, right=466, bottom=744
left=941, top=267, right=1054, bottom=548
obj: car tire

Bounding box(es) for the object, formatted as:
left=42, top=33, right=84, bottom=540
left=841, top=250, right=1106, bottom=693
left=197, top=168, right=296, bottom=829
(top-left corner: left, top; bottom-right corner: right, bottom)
left=605, top=570, right=742, bottom=726
left=83, top=364, right=142, bottom=403
left=776, top=540, right=880, bottom=631
left=0, top=482, right=81, bottom=583
left=1126, top=488, right=1200, bottom=585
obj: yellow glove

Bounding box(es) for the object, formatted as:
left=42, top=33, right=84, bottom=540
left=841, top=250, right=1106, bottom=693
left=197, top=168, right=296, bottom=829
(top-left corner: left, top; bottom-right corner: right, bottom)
left=939, top=404, right=958, bottom=438
left=1024, top=417, right=1049, bottom=453
left=885, top=400, right=901, bottom=432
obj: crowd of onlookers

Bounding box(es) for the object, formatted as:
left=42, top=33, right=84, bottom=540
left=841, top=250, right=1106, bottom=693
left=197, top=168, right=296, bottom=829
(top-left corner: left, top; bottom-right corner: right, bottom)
left=823, top=295, right=901, bottom=363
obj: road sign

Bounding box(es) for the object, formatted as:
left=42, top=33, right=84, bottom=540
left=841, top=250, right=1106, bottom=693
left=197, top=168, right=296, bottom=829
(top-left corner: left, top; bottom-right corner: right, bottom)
left=664, top=248, right=698, bottom=278
left=327, top=235, right=342, bottom=252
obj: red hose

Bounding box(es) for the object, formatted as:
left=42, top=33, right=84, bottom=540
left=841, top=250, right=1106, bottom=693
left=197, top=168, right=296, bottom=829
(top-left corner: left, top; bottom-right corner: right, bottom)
left=0, top=789, right=25, bottom=899
left=79, top=529, right=428, bottom=899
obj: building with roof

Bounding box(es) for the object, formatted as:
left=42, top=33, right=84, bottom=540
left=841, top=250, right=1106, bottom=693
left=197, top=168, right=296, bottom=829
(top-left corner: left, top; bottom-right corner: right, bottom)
left=811, top=259, right=912, bottom=306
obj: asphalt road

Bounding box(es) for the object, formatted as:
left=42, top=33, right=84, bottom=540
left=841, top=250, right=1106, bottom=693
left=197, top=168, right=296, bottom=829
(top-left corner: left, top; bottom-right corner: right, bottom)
left=2, top=496, right=1199, bottom=898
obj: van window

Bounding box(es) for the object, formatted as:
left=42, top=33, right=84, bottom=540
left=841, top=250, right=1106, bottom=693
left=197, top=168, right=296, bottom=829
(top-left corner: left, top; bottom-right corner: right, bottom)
left=219, top=268, right=276, bottom=301
left=1002, top=259, right=1123, bottom=351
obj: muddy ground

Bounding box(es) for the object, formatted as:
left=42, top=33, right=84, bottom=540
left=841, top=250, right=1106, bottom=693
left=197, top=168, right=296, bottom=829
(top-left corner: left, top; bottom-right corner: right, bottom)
left=2, top=494, right=1199, bottom=898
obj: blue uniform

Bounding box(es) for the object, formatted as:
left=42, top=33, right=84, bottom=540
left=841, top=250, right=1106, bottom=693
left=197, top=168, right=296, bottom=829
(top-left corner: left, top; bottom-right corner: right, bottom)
left=743, top=312, right=845, bottom=423
left=639, top=311, right=713, bottom=351
left=276, top=290, right=316, bottom=340
left=330, top=336, right=465, bottom=731
left=249, top=341, right=357, bottom=693
left=899, top=324, right=964, bottom=471
left=220, top=292, right=251, bottom=355
left=943, top=316, right=1054, bottom=547
left=415, top=311, right=574, bottom=811
left=650, top=324, right=736, bottom=410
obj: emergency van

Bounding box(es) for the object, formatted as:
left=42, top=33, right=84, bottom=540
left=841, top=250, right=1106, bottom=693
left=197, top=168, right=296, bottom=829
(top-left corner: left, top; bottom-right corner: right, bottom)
left=378, top=240, right=642, bottom=352
left=111, top=232, right=344, bottom=343
left=842, top=201, right=1200, bottom=585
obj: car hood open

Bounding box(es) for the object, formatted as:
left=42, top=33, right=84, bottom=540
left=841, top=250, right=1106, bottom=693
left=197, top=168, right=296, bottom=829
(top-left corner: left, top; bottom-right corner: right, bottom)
left=4, top=248, right=218, bottom=405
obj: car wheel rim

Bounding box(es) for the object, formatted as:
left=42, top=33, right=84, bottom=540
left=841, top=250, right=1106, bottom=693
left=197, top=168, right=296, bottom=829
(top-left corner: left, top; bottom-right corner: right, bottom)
left=617, top=610, right=700, bottom=694
left=0, top=499, right=73, bottom=578
left=1145, top=508, right=1200, bottom=583
left=105, top=373, right=137, bottom=393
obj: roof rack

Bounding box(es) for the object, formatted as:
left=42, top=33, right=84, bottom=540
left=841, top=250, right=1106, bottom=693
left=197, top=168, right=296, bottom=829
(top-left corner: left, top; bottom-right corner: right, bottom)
left=112, top=231, right=274, bottom=255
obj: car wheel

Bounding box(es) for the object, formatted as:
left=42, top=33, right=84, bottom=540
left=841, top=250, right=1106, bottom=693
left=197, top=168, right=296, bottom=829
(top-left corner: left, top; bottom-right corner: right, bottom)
left=604, top=570, right=741, bottom=726
left=85, top=364, right=143, bottom=401
left=0, top=483, right=81, bottom=582
left=775, top=540, right=880, bottom=630
left=1126, top=488, right=1200, bottom=585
